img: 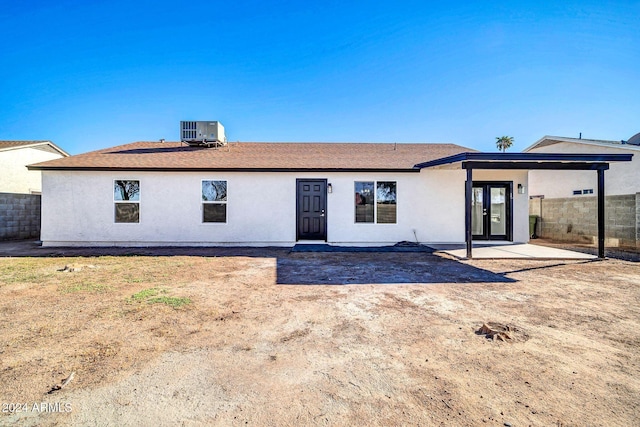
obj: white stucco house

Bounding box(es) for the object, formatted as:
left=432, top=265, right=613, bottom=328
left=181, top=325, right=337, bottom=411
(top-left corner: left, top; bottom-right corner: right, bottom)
left=0, top=140, right=69, bottom=194
left=28, top=136, right=631, bottom=256
left=525, top=134, right=640, bottom=198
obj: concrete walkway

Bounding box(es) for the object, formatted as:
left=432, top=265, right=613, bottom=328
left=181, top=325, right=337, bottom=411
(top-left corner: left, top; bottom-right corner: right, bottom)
left=431, top=243, right=597, bottom=260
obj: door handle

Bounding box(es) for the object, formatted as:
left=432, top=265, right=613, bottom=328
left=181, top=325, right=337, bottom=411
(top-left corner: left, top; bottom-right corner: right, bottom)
left=483, top=209, right=487, bottom=216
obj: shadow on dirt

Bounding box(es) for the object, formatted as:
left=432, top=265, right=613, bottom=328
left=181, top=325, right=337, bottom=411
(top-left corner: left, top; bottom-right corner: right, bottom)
left=497, top=259, right=603, bottom=275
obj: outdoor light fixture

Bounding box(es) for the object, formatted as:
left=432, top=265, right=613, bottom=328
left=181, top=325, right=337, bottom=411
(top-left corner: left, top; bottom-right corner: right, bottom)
left=517, top=183, right=525, bottom=194
left=327, top=183, right=333, bottom=193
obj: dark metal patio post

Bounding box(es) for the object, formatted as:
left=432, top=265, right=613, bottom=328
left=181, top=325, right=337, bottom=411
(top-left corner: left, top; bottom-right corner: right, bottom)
left=465, top=167, right=473, bottom=259
left=597, top=168, right=605, bottom=259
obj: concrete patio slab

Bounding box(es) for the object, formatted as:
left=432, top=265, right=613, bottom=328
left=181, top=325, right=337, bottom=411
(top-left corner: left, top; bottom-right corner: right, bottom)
left=430, top=243, right=598, bottom=260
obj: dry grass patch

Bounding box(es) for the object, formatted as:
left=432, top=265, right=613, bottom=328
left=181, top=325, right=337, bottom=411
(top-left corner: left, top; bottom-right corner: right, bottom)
left=128, top=287, right=191, bottom=308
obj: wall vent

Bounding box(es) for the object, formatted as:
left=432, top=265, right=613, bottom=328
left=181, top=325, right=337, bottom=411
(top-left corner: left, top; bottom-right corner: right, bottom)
left=180, top=121, right=227, bottom=147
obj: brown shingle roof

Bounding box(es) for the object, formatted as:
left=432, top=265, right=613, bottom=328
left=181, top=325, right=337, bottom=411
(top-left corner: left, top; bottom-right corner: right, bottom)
left=28, top=141, right=474, bottom=171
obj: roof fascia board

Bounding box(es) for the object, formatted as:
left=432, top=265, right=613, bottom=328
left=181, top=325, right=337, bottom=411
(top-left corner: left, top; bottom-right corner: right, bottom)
left=46, top=142, right=70, bottom=157
left=27, top=166, right=422, bottom=173
left=414, top=152, right=469, bottom=168
left=462, top=161, right=610, bottom=171
left=416, top=152, right=632, bottom=169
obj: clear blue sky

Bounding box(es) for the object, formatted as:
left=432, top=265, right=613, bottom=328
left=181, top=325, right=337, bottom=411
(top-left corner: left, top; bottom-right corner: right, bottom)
left=1, top=1, right=638, bottom=155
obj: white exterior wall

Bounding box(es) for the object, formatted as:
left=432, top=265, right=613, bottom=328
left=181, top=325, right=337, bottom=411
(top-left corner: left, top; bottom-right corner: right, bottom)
left=0, top=147, right=64, bottom=193
left=326, top=170, right=467, bottom=245
left=528, top=142, right=639, bottom=198
left=41, top=169, right=529, bottom=246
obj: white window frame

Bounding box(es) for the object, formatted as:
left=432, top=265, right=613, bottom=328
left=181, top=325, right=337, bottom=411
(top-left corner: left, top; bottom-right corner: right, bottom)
left=354, top=180, right=397, bottom=224
left=113, top=179, right=140, bottom=224
left=201, top=179, right=228, bottom=224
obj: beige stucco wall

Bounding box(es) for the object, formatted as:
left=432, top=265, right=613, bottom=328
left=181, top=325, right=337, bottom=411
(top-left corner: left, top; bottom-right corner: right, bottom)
left=528, top=142, right=639, bottom=198
left=40, top=169, right=529, bottom=246
left=0, top=147, right=64, bottom=194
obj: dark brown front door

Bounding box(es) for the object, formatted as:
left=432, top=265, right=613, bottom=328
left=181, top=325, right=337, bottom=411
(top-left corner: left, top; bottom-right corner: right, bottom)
left=296, top=179, right=327, bottom=241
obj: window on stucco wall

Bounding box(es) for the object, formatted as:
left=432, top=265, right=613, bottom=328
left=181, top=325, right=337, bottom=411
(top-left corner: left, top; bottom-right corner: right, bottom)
left=355, top=181, right=374, bottom=223
left=202, top=180, right=227, bottom=223
left=355, top=181, right=397, bottom=224
left=376, top=181, right=397, bottom=224
left=114, top=180, right=140, bottom=223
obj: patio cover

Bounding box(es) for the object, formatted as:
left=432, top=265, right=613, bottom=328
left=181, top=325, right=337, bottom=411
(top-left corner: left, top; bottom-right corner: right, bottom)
left=415, top=152, right=634, bottom=259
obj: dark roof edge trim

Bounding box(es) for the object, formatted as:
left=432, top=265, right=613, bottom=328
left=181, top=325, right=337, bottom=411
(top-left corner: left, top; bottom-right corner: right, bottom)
left=415, top=152, right=633, bottom=169
left=462, top=161, right=610, bottom=171
left=27, top=166, right=421, bottom=173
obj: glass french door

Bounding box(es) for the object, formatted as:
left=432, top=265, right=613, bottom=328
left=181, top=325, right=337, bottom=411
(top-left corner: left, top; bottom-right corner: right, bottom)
left=472, top=182, right=512, bottom=241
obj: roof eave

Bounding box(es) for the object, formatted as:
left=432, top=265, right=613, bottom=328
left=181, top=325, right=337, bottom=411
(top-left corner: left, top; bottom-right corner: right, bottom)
left=28, top=166, right=422, bottom=173
left=415, top=152, right=634, bottom=169
left=522, top=136, right=636, bottom=152
left=522, top=135, right=555, bottom=152
left=48, top=143, right=70, bottom=157
left=1, top=141, right=70, bottom=157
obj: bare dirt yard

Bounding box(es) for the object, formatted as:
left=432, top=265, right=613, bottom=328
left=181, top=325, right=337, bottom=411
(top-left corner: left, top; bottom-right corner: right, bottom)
left=1, top=243, right=639, bottom=426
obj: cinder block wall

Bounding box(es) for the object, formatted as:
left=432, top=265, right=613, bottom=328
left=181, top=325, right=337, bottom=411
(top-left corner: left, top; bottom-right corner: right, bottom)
left=637, top=194, right=640, bottom=247
left=532, top=193, right=639, bottom=248
left=0, top=193, right=41, bottom=240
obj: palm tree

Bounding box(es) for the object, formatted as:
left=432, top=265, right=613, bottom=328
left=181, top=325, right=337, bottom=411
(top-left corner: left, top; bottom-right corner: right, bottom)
left=496, top=136, right=514, bottom=153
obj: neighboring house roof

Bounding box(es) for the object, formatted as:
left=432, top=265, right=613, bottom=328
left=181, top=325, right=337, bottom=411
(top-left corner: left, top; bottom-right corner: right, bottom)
left=0, top=140, right=70, bottom=157
left=523, top=135, right=640, bottom=153
left=28, top=141, right=474, bottom=172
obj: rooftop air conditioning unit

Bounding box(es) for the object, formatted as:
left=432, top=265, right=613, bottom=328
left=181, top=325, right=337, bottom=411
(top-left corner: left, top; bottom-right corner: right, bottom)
left=180, top=121, right=227, bottom=147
